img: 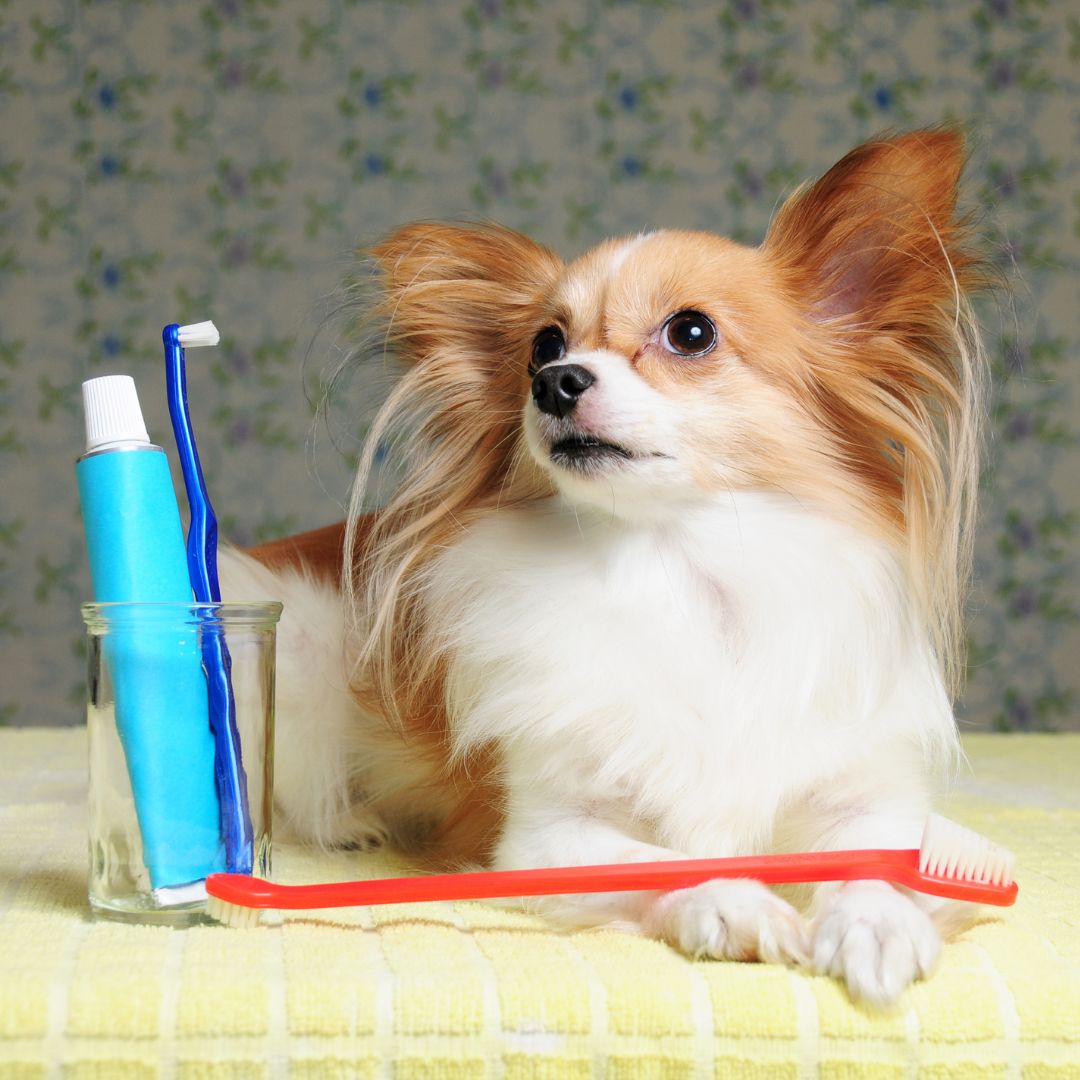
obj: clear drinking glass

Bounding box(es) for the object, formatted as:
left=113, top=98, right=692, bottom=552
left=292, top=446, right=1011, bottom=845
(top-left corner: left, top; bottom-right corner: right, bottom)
left=81, top=601, right=282, bottom=926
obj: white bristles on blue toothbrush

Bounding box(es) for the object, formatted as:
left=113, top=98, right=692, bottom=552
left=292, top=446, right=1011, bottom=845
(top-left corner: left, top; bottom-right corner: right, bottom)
left=177, top=321, right=220, bottom=348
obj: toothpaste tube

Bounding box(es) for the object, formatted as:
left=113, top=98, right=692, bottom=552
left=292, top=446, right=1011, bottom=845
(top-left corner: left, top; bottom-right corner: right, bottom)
left=76, top=375, right=224, bottom=895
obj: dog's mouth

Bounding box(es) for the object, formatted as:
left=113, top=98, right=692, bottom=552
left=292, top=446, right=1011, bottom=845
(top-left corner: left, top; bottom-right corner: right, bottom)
left=549, top=433, right=634, bottom=470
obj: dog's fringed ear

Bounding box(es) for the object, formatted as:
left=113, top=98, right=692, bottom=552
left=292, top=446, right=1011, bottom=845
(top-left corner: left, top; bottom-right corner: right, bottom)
left=368, top=222, right=563, bottom=370
left=347, top=224, right=563, bottom=728
left=765, top=129, right=988, bottom=704
left=764, top=128, right=977, bottom=327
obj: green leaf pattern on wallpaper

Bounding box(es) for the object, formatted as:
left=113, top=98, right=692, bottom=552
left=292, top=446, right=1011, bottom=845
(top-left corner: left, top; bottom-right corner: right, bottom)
left=0, top=1, right=1076, bottom=729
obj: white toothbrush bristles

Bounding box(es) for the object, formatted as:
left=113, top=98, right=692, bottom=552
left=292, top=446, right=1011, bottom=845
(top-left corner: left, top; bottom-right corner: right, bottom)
left=919, top=814, right=1016, bottom=886
left=178, top=320, right=220, bottom=348
left=206, top=893, right=263, bottom=929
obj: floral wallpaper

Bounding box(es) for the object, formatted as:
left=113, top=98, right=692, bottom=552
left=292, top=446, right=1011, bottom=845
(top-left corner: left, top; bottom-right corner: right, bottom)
left=0, top=0, right=1076, bottom=731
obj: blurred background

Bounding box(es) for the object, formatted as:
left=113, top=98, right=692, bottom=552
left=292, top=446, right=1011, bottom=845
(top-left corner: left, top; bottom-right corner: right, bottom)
left=0, top=0, right=1076, bottom=730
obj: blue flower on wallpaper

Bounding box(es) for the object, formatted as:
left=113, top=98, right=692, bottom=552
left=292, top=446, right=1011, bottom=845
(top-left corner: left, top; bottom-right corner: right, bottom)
left=227, top=417, right=252, bottom=446
left=1004, top=411, right=1031, bottom=440
left=220, top=346, right=251, bottom=379
left=735, top=64, right=762, bottom=90
left=221, top=165, right=248, bottom=199
left=1006, top=516, right=1036, bottom=551
left=221, top=235, right=251, bottom=268
left=213, top=0, right=244, bottom=20
left=986, top=59, right=1015, bottom=90
left=219, top=59, right=249, bottom=90
left=479, top=61, right=506, bottom=90
left=1003, top=692, right=1033, bottom=730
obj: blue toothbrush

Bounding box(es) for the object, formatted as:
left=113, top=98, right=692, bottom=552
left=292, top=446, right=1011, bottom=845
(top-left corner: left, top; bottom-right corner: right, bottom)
left=164, top=321, right=253, bottom=875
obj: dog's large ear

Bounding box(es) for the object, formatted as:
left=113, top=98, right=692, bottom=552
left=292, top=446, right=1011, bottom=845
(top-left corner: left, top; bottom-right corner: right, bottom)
left=349, top=224, right=563, bottom=727
left=763, top=128, right=977, bottom=328
left=765, top=129, right=988, bottom=703
left=369, top=222, right=563, bottom=372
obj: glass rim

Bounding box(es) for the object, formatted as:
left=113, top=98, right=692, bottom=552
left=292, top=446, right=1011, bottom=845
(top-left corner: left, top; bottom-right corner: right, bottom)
left=80, top=600, right=283, bottom=627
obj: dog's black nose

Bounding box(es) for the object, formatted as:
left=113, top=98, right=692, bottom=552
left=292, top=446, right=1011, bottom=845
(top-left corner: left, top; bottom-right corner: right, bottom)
left=531, top=364, right=595, bottom=419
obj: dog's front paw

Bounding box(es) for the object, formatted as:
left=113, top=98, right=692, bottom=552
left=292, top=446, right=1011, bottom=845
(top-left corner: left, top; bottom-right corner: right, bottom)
left=645, top=879, right=810, bottom=966
left=813, top=881, right=940, bottom=1008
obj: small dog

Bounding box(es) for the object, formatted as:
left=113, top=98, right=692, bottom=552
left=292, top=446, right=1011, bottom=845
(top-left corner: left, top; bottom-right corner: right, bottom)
left=221, top=128, right=989, bottom=1006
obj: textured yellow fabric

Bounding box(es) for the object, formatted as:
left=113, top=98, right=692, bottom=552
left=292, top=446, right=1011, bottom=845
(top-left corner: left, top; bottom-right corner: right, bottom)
left=0, top=731, right=1077, bottom=1078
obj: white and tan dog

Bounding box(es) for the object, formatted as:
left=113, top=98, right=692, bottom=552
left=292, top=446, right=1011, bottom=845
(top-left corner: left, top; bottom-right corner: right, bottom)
left=222, top=128, right=989, bottom=1006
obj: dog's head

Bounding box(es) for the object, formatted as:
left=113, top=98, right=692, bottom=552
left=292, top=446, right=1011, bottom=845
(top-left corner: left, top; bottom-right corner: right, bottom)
left=352, top=128, right=988, bottom=706
left=366, top=130, right=983, bottom=527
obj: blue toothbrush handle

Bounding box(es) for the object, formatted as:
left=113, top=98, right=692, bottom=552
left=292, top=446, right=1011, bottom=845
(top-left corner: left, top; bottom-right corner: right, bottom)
left=163, top=323, right=254, bottom=874
left=201, top=620, right=253, bottom=875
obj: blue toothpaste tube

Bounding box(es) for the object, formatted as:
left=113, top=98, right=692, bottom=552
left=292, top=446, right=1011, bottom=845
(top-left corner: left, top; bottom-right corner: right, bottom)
left=76, top=375, right=224, bottom=897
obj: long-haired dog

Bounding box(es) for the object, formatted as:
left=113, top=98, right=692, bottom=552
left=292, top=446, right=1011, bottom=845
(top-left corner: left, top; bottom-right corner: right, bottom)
left=222, top=128, right=989, bottom=1006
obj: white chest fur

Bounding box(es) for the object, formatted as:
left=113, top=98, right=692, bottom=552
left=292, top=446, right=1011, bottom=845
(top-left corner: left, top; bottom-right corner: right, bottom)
left=424, top=492, right=955, bottom=856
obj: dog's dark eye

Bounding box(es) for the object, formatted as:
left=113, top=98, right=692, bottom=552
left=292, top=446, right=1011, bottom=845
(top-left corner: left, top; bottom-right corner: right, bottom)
left=662, top=311, right=717, bottom=357
left=530, top=327, right=566, bottom=374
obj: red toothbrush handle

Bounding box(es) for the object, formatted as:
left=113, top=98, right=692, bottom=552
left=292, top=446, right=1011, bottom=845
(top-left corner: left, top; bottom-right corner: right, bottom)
left=207, top=848, right=1017, bottom=910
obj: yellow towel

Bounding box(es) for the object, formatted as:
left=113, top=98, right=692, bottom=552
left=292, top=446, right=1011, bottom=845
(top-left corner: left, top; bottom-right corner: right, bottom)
left=1, top=730, right=1078, bottom=1078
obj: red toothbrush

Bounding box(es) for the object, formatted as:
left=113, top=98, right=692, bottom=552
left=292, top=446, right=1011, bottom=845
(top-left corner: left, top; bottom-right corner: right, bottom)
left=205, top=813, right=1017, bottom=928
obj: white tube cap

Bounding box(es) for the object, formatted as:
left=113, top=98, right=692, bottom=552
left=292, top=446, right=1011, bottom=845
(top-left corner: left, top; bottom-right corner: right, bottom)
left=153, top=880, right=209, bottom=907
left=82, top=375, right=151, bottom=453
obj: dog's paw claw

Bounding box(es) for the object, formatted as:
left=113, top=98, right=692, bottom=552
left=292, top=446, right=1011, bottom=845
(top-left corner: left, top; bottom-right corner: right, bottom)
left=813, top=881, right=940, bottom=1008
left=647, top=879, right=810, bottom=966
